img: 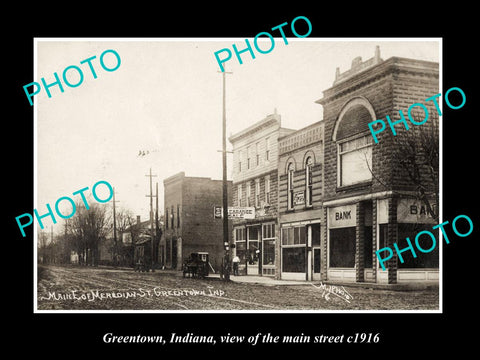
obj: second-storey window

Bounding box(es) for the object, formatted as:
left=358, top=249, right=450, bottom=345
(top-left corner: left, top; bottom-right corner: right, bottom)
left=287, top=162, right=294, bottom=210
left=338, top=134, right=373, bottom=187
left=237, top=184, right=242, bottom=206
left=255, top=178, right=260, bottom=207
left=305, top=157, right=313, bottom=207
left=265, top=175, right=271, bottom=204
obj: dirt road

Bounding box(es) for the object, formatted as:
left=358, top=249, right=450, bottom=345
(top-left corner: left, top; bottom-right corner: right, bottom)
left=37, top=265, right=439, bottom=311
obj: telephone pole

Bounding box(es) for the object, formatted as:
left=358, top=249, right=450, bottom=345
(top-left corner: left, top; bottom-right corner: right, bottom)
left=50, top=225, right=54, bottom=264
left=155, top=181, right=159, bottom=266
left=219, top=68, right=233, bottom=281
left=145, top=168, right=157, bottom=272
left=112, top=187, right=120, bottom=266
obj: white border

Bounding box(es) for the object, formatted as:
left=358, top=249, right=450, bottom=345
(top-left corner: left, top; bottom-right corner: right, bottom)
left=33, top=37, right=443, bottom=314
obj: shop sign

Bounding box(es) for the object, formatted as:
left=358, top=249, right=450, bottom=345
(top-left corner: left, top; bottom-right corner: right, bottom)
left=397, top=199, right=437, bottom=224
left=293, top=191, right=305, bottom=206
left=328, top=205, right=356, bottom=228
left=214, top=206, right=255, bottom=219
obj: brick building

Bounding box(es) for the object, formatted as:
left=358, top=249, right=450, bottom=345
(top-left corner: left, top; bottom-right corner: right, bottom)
left=229, top=111, right=295, bottom=277
left=316, top=46, right=439, bottom=284
left=161, top=172, right=232, bottom=271
left=277, top=121, right=324, bottom=280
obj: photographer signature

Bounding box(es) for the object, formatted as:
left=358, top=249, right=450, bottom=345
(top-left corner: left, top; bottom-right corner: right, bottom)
left=311, top=282, right=353, bottom=303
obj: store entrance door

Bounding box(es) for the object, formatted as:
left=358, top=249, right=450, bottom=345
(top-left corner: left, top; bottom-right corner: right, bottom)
left=313, top=248, right=321, bottom=280
left=311, top=224, right=321, bottom=281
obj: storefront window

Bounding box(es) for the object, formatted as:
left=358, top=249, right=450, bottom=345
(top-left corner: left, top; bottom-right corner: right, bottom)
left=263, top=240, right=275, bottom=265
left=247, top=226, right=260, bottom=265
left=263, top=223, right=275, bottom=239
left=294, top=227, right=306, bottom=244
left=379, top=223, right=388, bottom=249
left=397, top=223, right=439, bottom=268
left=364, top=226, right=372, bottom=268
left=235, top=241, right=246, bottom=263
left=329, top=227, right=355, bottom=267
left=262, top=223, right=276, bottom=266
left=282, top=227, right=306, bottom=246
left=235, top=227, right=246, bottom=262
left=282, top=247, right=306, bottom=272
left=281, top=226, right=306, bottom=273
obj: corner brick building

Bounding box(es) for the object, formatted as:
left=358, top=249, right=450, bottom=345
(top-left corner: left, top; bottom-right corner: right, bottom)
left=161, top=172, right=232, bottom=271
left=316, top=46, right=439, bottom=284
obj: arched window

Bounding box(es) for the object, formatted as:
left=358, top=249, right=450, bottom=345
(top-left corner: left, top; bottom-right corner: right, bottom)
left=305, top=157, right=313, bottom=207
left=334, top=97, right=375, bottom=187
left=287, top=162, right=294, bottom=210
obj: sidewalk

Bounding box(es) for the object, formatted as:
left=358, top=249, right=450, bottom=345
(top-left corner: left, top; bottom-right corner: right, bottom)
left=209, top=273, right=439, bottom=291
left=224, top=274, right=313, bottom=286
left=96, top=265, right=438, bottom=291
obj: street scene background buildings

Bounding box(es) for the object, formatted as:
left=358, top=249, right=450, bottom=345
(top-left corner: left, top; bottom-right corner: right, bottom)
left=35, top=39, right=440, bottom=309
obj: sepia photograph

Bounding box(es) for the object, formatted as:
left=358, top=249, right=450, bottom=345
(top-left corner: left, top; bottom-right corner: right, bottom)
left=32, top=38, right=442, bottom=312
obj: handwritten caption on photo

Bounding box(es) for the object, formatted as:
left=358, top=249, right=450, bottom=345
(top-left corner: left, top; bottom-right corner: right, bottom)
left=39, top=286, right=225, bottom=302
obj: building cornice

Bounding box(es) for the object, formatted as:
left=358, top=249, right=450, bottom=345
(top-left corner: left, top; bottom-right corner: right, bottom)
left=228, top=114, right=281, bottom=144
left=316, top=57, right=439, bottom=106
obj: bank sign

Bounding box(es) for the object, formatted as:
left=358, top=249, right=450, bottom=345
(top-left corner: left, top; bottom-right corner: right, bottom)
left=328, top=205, right=357, bottom=228
left=397, top=199, right=437, bottom=224
left=214, top=206, right=255, bottom=219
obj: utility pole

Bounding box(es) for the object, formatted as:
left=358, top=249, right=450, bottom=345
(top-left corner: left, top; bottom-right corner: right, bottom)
left=50, top=225, right=54, bottom=264
left=64, top=219, right=68, bottom=264
left=145, top=168, right=157, bottom=272
left=219, top=68, right=233, bottom=281
left=112, top=187, right=120, bottom=266
left=155, top=181, right=159, bottom=266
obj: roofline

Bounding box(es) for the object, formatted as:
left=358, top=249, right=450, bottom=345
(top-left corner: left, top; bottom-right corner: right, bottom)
left=316, top=56, right=439, bottom=105
left=228, top=113, right=281, bottom=143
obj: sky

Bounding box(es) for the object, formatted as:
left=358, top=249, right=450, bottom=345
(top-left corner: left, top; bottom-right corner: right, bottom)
left=35, top=38, right=440, bottom=233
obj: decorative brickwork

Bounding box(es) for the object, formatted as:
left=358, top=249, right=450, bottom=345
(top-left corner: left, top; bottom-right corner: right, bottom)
left=387, top=197, right=398, bottom=284
left=371, top=200, right=377, bottom=283
left=356, top=202, right=365, bottom=282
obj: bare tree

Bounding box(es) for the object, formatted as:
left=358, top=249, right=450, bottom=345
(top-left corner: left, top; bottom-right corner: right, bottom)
left=67, top=200, right=112, bottom=266
left=113, top=208, right=136, bottom=266
left=392, top=111, right=439, bottom=222
left=365, top=111, right=439, bottom=222
left=38, top=229, right=49, bottom=264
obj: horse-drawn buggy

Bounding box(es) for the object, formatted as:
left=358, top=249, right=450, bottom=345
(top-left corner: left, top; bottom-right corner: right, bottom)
left=182, top=252, right=210, bottom=278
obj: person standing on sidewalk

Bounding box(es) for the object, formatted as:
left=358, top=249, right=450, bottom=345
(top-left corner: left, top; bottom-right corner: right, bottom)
left=232, top=255, right=240, bottom=276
